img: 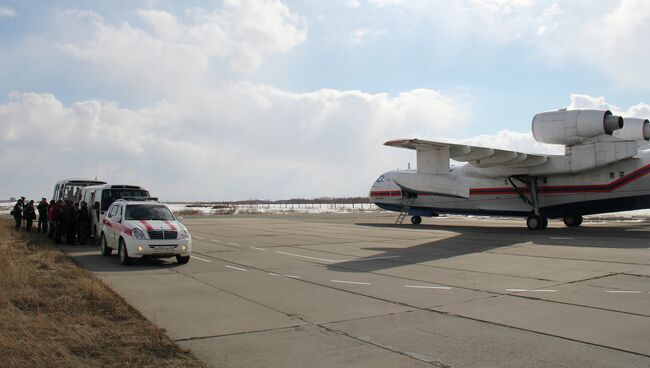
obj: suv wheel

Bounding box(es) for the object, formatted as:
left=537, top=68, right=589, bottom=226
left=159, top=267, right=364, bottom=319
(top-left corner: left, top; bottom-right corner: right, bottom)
left=100, top=234, right=112, bottom=256
left=119, top=239, right=132, bottom=265
left=176, top=255, right=190, bottom=264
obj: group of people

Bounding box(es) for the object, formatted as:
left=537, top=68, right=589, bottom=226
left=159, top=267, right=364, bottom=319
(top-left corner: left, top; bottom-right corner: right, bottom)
left=12, top=197, right=91, bottom=245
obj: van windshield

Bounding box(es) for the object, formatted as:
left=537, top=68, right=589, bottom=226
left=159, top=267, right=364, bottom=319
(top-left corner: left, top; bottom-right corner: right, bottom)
left=125, top=205, right=175, bottom=221
left=101, top=189, right=150, bottom=211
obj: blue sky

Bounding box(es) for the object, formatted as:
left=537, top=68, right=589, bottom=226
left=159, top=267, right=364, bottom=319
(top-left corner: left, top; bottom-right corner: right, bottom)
left=1, top=0, right=650, bottom=200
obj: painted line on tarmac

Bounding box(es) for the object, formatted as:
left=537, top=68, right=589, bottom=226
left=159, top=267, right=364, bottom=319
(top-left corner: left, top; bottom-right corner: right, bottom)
left=275, top=250, right=348, bottom=263
left=605, top=290, right=644, bottom=294
left=227, top=242, right=240, bottom=246
left=505, top=289, right=529, bottom=292
left=225, top=265, right=247, bottom=271
left=210, top=238, right=221, bottom=242
left=191, top=255, right=212, bottom=263
left=405, top=285, right=451, bottom=290
left=331, top=280, right=371, bottom=286
left=267, top=272, right=301, bottom=279
left=250, top=246, right=267, bottom=251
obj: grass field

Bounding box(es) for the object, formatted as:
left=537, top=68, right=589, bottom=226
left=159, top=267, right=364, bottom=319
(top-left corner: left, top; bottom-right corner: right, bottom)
left=0, top=219, right=207, bottom=368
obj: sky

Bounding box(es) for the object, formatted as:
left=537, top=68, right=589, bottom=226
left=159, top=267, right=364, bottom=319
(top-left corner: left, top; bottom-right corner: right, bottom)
left=1, top=0, right=650, bottom=201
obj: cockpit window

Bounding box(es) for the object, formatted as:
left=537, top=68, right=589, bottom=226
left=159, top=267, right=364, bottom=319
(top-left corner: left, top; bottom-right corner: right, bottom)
left=375, top=175, right=385, bottom=183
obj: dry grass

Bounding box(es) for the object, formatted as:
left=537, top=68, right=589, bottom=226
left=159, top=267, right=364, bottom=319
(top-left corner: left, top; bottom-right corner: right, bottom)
left=0, top=219, right=207, bottom=368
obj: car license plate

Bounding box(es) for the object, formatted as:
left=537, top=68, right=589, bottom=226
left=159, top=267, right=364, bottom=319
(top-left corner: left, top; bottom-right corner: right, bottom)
left=153, top=246, right=174, bottom=253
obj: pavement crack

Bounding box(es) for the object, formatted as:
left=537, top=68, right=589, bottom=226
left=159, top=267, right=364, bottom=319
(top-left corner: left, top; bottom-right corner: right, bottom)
left=175, top=325, right=303, bottom=342
left=315, top=322, right=452, bottom=367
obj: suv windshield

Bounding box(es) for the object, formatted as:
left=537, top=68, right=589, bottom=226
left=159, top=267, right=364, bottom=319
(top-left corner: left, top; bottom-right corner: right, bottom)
left=125, top=205, right=175, bottom=221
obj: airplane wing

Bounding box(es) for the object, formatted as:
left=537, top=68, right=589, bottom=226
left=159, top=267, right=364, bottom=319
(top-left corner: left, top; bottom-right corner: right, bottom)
left=384, top=138, right=551, bottom=169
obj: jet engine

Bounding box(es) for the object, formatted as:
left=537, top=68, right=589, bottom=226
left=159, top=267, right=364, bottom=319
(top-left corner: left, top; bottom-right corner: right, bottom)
left=532, top=109, right=623, bottom=146
left=613, top=118, right=650, bottom=141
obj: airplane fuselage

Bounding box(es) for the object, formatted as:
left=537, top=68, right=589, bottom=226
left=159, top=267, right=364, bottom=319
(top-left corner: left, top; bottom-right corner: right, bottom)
left=370, top=148, right=650, bottom=220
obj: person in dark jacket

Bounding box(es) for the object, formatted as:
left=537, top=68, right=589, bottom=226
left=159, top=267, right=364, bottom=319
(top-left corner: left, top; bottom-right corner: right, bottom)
left=77, top=201, right=90, bottom=245
left=53, top=200, right=64, bottom=244
left=63, top=200, right=76, bottom=245
left=37, top=198, right=48, bottom=234
left=47, top=200, right=56, bottom=239
left=23, top=200, right=36, bottom=232
left=12, top=198, right=24, bottom=229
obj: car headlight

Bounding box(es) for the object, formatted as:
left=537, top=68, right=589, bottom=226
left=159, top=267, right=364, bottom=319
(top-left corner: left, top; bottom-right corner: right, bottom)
left=178, top=228, right=190, bottom=240
left=132, top=227, right=146, bottom=240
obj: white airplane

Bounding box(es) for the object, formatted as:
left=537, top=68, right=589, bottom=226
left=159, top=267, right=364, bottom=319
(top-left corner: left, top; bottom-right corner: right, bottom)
left=369, top=109, right=650, bottom=229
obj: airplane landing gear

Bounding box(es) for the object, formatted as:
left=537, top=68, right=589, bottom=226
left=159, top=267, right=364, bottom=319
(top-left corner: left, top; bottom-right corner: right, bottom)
left=563, top=215, right=583, bottom=227
left=411, top=216, right=422, bottom=225
left=508, top=176, right=549, bottom=230
left=526, top=215, right=548, bottom=230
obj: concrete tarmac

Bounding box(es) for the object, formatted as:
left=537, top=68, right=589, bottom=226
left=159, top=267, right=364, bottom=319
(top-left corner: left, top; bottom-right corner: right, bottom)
left=64, top=214, right=650, bottom=367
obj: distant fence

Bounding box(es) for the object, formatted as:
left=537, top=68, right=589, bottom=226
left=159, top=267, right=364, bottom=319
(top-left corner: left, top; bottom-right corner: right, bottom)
left=171, top=202, right=381, bottom=216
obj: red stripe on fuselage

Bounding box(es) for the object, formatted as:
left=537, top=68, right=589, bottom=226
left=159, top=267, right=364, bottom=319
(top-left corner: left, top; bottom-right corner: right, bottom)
left=470, top=164, right=650, bottom=196
left=369, top=190, right=401, bottom=197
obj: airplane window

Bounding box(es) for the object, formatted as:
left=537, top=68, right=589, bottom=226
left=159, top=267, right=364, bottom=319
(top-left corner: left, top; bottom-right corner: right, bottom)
left=619, top=171, right=624, bottom=178
left=609, top=172, right=615, bottom=179
left=375, top=175, right=385, bottom=183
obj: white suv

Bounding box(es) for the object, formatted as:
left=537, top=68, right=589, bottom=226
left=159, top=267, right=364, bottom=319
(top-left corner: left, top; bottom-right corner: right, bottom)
left=99, top=199, right=192, bottom=265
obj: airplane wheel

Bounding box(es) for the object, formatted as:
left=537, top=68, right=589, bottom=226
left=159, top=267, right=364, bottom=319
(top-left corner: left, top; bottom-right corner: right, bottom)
left=540, top=216, right=548, bottom=230
left=526, top=215, right=547, bottom=230
left=563, top=215, right=583, bottom=227
left=411, top=216, right=422, bottom=225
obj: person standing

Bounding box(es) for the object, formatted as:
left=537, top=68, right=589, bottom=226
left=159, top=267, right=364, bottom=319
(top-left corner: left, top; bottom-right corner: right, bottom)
left=23, top=200, right=36, bottom=232
left=37, top=198, right=48, bottom=234
left=54, top=200, right=64, bottom=244
left=12, top=197, right=24, bottom=229
left=77, top=201, right=90, bottom=245
left=63, top=200, right=76, bottom=245
left=47, top=200, right=56, bottom=239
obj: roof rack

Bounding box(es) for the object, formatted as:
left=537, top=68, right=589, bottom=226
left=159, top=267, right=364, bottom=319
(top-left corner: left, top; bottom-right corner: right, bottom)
left=116, top=196, right=159, bottom=202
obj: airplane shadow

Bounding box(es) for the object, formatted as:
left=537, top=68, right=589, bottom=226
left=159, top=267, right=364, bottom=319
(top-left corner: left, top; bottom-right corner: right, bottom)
left=325, top=221, right=650, bottom=273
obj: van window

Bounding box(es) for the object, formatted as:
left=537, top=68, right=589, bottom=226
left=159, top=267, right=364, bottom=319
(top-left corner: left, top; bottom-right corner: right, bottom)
left=101, top=189, right=150, bottom=211
left=53, top=184, right=60, bottom=201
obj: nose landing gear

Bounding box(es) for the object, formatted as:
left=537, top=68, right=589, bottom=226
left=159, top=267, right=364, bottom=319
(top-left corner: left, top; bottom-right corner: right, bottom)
left=410, top=216, right=422, bottom=225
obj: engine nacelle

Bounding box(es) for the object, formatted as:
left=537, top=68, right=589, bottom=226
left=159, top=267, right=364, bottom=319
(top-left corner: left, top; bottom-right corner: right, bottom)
left=613, top=118, right=650, bottom=141
left=532, top=109, right=623, bottom=146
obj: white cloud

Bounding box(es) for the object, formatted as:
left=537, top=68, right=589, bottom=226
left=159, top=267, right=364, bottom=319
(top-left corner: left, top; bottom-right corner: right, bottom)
left=461, top=0, right=650, bottom=90
left=350, top=27, right=389, bottom=44
left=59, top=0, right=307, bottom=93
left=470, top=0, right=534, bottom=12
left=359, top=1, right=649, bottom=90
left=367, top=0, right=405, bottom=7
left=568, top=93, right=650, bottom=118
left=0, top=87, right=467, bottom=200
left=0, top=5, right=15, bottom=17
left=341, top=0, right=361, bottom=8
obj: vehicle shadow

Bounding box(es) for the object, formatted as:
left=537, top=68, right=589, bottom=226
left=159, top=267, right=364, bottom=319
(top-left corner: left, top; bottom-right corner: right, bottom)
left=325, top=221, right=650, bottom=273
left=62, top=245, right=184, bottom=273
